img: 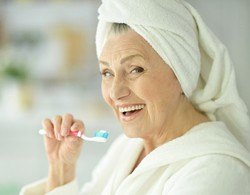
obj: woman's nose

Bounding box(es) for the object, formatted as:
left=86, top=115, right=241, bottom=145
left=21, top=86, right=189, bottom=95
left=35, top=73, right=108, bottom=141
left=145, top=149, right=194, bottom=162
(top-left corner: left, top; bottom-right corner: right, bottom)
left=110, top=77, right=130, bottom=101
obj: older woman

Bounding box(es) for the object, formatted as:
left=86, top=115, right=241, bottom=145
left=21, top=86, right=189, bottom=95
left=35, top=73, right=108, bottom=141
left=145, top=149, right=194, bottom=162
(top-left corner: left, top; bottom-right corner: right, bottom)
left=21, top=0, right=250, bottom=194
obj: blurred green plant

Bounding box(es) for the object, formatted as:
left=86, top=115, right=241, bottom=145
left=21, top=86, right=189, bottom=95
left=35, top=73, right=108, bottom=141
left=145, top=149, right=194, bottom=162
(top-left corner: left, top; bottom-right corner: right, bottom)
left=0, top=59, right=29, bottom=83
left=0, top=57, right=33, bottom=110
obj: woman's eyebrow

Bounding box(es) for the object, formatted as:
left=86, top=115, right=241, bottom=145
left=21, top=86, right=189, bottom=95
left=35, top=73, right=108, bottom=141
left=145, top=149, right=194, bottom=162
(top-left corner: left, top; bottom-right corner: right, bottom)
left=120, top=54, right=144, bottom=64
left=99, top=54, right=144, bottom=66
left=99, top=60, right=110, bottom=66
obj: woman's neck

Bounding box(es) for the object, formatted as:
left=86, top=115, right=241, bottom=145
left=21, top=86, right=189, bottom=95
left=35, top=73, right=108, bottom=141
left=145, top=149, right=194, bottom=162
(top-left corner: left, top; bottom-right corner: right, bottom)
left=142, top=100, right=210, bottom=156
left=130, top=98, right=210, bottom=174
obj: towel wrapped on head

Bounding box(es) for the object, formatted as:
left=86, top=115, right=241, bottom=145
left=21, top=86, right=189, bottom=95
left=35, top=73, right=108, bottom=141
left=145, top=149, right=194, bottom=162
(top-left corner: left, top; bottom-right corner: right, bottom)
left=96, top=0, right=250, bottom=151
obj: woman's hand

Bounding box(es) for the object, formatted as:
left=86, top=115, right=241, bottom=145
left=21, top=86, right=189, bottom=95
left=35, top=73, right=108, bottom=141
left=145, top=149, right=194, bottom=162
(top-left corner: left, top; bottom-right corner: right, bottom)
left=42, top=113, right=84, bottom=191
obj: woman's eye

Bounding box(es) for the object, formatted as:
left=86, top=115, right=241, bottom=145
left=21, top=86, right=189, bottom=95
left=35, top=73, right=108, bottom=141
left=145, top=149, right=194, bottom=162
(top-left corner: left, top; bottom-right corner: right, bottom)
left=101, top=70, right=113, bottom=78
left=130, top=67, right=144, bottom=74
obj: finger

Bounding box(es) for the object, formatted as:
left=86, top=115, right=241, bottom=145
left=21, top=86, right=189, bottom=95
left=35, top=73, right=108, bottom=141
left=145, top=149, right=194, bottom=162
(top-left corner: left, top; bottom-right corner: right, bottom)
left=71, top=119, right=85, bottom=134
left=61, top=113, right=74, bottom=137
left=42, top=118, right=54, bottom=138
left=53, top=115, right=63, bottom=141
left=67, top=119, right=85, bottom=145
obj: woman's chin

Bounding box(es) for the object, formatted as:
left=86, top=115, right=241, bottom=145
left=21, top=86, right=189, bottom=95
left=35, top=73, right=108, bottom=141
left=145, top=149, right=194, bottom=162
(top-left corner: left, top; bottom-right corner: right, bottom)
left=122, top=127, right=142, bottom=138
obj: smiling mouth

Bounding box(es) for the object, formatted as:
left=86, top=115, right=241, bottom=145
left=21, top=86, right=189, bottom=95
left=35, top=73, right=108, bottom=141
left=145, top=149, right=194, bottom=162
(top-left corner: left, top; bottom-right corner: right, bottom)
left=118, top=104, right=145, bottom=121
left=122, top=109, right=141, bottom=116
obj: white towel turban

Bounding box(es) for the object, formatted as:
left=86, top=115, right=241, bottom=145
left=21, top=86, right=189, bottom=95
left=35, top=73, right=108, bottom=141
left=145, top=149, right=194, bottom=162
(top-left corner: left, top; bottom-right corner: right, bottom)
left=96, top=0, right=250, bottom=151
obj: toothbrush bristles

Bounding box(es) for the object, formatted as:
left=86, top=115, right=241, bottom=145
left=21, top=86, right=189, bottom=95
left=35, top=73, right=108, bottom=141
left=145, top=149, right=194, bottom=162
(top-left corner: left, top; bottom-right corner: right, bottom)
left=94, top=130, right=109, bottom=139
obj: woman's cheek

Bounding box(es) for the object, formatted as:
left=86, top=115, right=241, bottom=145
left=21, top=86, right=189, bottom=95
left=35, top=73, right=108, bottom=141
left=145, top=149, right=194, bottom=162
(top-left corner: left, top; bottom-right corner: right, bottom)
left=136, top=80, right=157, bottom=99
left=102, top=82, right=111, bottom=105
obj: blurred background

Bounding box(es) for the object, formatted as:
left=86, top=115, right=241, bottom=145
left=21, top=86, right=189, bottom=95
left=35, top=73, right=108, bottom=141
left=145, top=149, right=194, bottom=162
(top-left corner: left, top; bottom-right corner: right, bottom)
left=0, top=0, right=249, bottom=194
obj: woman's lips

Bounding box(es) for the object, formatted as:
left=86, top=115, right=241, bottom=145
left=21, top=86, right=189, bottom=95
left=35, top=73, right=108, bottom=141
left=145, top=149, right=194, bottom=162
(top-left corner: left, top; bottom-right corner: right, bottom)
left=119, top=107, right=144, bottom=122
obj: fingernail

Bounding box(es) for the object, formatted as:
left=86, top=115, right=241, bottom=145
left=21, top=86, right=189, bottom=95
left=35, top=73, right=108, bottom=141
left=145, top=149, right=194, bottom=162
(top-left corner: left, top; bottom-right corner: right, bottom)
left=56, top=132, right=61, bottom=140
left=72, top=125, right=78, bottom=130
left=62, top=129, right=67, bottom=137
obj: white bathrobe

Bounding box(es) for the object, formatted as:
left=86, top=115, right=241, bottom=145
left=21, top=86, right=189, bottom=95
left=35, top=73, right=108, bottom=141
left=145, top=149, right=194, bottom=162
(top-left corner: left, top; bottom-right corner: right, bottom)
left=20, top=121, right=250, bottom=195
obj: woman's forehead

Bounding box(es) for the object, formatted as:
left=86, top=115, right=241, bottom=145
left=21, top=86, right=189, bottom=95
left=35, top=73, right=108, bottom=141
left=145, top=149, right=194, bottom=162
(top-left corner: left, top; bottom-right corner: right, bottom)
left=100, top=30, right=151, bottom=61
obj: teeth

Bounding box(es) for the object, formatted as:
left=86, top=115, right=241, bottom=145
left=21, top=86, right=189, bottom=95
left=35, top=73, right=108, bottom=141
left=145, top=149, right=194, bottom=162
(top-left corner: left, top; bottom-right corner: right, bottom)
left=119, top=104, right=145, bottom=113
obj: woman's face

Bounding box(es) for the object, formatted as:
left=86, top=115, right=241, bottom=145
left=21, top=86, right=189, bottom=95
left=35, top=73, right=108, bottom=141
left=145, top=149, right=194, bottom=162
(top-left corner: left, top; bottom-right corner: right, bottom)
left=99, top=30, right=183, bottom=139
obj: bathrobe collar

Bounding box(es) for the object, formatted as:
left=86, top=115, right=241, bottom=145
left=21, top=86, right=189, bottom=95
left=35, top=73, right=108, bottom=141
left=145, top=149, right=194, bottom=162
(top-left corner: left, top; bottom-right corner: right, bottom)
left=108, top=121, right=250, bottom=193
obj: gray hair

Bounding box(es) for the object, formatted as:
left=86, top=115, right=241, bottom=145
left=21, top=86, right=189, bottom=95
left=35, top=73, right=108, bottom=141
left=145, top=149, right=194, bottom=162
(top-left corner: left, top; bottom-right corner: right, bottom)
left=107, top=23, right=131, bottom=37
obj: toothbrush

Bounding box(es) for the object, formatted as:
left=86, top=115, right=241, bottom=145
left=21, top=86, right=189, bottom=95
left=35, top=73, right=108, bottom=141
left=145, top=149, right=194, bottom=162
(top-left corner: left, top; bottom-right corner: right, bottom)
left=39, top=129, right=109, bottom=143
